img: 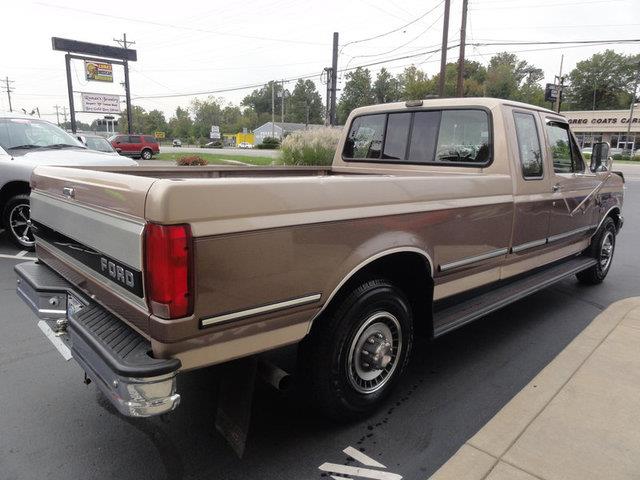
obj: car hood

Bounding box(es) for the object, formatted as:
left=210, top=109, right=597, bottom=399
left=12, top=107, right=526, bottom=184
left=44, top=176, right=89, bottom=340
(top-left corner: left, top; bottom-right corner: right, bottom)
left=11, top=148, right=138, bottom=166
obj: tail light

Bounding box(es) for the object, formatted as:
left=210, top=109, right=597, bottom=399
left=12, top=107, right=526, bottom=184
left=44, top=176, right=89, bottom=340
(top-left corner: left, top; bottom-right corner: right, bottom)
left=144, top=223, right=193, bottom=319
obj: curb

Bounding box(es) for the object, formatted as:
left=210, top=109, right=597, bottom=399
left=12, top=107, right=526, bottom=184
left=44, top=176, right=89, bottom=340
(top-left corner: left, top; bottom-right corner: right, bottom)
left=429, top=296, right=640, bottom=480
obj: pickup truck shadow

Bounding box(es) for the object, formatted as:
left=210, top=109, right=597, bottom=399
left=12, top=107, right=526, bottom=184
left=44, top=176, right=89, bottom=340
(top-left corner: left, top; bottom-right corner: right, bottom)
left=88, top=281, right=603, bottom=480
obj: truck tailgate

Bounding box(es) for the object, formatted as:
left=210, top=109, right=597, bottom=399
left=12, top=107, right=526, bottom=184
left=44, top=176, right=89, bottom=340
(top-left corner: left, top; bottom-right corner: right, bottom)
left=29, top=166, right=157, bottom=334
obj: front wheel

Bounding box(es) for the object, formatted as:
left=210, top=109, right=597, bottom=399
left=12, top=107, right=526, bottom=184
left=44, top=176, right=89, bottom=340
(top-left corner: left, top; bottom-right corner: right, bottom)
left=2, top=194, right=35, bottom=250
left=299, top=279, right=413, bottom=421
left=577, top=217, right=616, bottom=285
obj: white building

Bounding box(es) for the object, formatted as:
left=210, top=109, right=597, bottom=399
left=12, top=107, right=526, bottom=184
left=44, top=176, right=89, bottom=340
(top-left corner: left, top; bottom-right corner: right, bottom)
left=563, top=109, right=639, bottom=152
left=252, top=122, right=324, bottom=144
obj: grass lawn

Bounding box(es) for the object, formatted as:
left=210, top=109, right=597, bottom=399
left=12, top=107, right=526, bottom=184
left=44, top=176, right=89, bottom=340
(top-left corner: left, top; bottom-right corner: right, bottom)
left=155, top=152, right=279, bottom=166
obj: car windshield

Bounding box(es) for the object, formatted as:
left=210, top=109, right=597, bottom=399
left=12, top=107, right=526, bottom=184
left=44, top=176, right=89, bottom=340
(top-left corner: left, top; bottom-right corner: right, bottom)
left=85, top=136, right=114, bottom=152
left=0, top=118, right=85, bottom=151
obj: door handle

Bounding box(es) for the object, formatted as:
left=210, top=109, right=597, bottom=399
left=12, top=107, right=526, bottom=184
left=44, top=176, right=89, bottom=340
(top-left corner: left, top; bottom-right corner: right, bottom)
left=552, top=183, right=561, bottom=192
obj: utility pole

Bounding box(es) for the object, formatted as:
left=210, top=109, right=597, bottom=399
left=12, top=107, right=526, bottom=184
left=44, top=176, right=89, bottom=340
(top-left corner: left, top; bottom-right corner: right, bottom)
left=271, top=81, right=275, bottom=138
left=62, top=106, right=68, bottom=124
left=329, top=32, right=339, bottom=126
left=323, top=67, right=332, bottom=126
left=114, top=33, right=135, bottom=134
left=3, top=76, right=14, bottom=112
left=456, top=0, right=468, bottom=97
left=54, top=105, right=61, bottom=125
left=554, top=55, right=564, bottom=113
left=438, top=0, right=451, bottom=97
left=281, top=79, right=285, bottom=124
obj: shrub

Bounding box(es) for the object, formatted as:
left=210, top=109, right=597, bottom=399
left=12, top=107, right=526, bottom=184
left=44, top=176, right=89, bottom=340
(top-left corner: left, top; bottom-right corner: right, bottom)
left=281, top=127, right=341, bottom=166
left=177, top=155, right=208, bottom=166
left=256, top=136, right=281, bottom=149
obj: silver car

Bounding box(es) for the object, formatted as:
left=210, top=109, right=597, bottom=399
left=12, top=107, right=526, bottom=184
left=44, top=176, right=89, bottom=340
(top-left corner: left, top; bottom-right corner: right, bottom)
left=0, top=112, right=137, bottom=249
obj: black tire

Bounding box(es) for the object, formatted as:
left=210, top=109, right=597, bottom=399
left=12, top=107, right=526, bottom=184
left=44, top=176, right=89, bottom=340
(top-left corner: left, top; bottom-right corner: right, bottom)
left=141, top=149, right=153, bottom=160
left=576, top=217, right=616, bottom=285
left=299, top=279, right=413, bottom=421
left=2, top=194, right=35, bottom=250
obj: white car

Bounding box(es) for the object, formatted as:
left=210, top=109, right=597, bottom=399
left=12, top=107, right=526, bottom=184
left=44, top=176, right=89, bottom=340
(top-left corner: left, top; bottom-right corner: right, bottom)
left=237, top=142, right=254, bottom=149
left=0, top=112, right=137, bottom=249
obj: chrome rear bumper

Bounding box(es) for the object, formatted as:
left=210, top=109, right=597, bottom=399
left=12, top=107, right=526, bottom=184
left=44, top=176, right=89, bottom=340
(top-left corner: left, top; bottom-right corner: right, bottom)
left=15, top=261, right=181, bottom=417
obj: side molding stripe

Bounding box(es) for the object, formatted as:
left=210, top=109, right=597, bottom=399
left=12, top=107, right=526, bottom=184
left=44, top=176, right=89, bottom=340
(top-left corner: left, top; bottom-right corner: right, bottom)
left=201, top=294, right=321, bottom=327
left=439, top=248, right=509, bottom=272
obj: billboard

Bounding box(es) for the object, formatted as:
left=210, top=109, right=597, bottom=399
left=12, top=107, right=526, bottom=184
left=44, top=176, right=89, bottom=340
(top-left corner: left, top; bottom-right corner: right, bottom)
left=85, top=61, right=113, bottom=82
left=81, top=93, right=121, bottom=114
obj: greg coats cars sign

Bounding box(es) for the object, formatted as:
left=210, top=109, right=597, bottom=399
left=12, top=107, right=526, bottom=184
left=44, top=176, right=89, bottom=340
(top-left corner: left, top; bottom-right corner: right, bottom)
left=81, top=93, right=121, bottom=114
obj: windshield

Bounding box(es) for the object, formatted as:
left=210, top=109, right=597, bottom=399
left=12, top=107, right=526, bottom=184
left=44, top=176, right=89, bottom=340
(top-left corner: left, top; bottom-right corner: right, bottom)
left=85, top=136, right=114, bottom=152
left=0, top=118, right=85, bottom=150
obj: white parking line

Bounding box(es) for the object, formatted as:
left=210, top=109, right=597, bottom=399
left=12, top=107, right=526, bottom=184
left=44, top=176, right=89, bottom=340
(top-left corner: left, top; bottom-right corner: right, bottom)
left=319, top=446, right=402, bottom=480
left=0, top=253, right=35, bottom=260
left=16, top=250, right=28, bottom=257
left=343, top=447, right=386, bottom=468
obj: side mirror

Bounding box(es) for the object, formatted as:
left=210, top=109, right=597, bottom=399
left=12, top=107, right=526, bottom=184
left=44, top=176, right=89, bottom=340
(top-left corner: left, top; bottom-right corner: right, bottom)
left=590, top=142, right=610, bottom=172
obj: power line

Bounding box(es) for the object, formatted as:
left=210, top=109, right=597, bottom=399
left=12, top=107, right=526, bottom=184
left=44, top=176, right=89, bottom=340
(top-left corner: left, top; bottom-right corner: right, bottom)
left=36, top=2, right=328, bottom=47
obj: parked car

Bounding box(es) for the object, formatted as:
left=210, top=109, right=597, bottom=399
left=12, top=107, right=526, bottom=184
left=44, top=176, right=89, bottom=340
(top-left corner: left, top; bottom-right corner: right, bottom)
left=76, top=134, right=119, bottom=155
left=204, top=141, right=223, bottom=149
left=172, top=139, right=182, bottom=147
left=109, top=134, right=159, bottom=159
left=13, top=98, right=623, bottom=421
left=0, top=112, right=138, bottom=249
left=237, top=142, right=254, bottom=149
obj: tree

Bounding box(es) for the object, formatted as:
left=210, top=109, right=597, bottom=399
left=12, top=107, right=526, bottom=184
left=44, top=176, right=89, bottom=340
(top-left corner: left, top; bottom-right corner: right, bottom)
left=484, top=52, right=543, bottom=102
left=167, top=107, right=193, bottom=139
left=373, top=68, right=401, bottom=104
left=287, top=79, right=324, bottom=124
left=337, top=68, right=375, bottom=124
left=241, top=81, right=285, bottom=116
left=398, top=66, right=434, bottom=100
left=119, top=105, right=148, bottom=134
left=430, top=61, right=487, bottom=98
left=143, top=109, right=167, bottom=135
left=565, top=50, right=639, bottom=110
left=191, top=97, right=224, bottom=138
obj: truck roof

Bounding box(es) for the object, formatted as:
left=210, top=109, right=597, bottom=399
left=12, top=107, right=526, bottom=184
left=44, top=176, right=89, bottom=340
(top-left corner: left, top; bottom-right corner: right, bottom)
left=352, top=97, right=560, bottom=117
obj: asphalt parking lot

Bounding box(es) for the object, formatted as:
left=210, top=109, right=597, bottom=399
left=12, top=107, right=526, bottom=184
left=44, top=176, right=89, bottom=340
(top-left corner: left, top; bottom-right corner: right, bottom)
left=0, top=176, right=638, bottom=480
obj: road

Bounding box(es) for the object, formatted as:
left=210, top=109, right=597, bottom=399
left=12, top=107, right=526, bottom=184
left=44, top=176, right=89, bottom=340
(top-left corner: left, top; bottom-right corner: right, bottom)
left=0, top=177, right=638, bottom=480
left=160, top=146, right=281, bottom=158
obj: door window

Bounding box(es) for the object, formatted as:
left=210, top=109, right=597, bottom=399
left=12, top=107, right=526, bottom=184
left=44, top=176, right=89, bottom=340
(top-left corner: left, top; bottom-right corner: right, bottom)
left=545, top=122, right=584, bottom=173
left=129, top=135, right=141, bottom=144
left=513, top=112, right=543, bottom=179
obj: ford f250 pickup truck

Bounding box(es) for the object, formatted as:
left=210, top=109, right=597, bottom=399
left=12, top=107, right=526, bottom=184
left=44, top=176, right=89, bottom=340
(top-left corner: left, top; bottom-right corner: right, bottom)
left=15, top=98, right=624, bottom=421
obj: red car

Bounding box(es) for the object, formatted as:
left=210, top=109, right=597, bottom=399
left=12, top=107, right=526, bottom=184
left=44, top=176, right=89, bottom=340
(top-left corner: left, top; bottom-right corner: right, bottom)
left=108, top=134, right=159, bottom=159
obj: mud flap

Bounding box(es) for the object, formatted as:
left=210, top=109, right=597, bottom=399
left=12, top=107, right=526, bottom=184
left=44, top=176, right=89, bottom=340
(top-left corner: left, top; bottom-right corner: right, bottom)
left=215, top=356, right=258, bottom=458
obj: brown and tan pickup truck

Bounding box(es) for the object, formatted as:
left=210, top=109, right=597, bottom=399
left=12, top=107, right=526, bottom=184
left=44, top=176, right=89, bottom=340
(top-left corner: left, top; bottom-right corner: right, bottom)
left=15, top=98, right=624, bottom=420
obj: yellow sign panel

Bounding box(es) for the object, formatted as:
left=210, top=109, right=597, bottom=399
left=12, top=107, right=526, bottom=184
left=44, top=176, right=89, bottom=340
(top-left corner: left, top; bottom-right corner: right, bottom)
left=84, top=61, right=113, bottom=83
left=154, top=131, right=166, bottom=139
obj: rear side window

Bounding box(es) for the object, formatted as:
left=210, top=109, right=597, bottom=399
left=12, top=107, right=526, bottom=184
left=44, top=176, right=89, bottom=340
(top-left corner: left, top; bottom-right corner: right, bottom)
left=343, top=109, right=491, bottom=166
left=143, top=135, right=157, bottom=143
left=115, top=135, right=128, bottom=143
left=545, top=122, right=584, bottom=173
left=129, top=135, right=141, bottom=144
left=343, top=114, right=385, bottom=159
left=513, top=112, right=543, bottom=178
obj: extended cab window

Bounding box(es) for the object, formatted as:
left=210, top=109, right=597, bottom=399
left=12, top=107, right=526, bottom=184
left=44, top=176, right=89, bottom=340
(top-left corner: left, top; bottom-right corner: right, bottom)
left=545, top=121, right=584, bottom=174
left=513, top=112, right=543, bottom=178
left=344, top=109, right=491, bottom=166
left=343, top=114, right=385, bottom=159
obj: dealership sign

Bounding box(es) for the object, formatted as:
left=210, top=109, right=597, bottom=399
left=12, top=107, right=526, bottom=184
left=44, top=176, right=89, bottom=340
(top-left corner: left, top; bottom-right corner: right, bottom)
left=81, top=93, right=121, bottom=114
left=85, top=61, right=113, bottom=82
left=567, top=116, right=640, bottom=125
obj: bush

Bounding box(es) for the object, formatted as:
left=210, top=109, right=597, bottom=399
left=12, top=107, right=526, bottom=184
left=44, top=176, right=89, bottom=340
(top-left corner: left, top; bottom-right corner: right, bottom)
left=281, top=127, right=341, bottom=166
left=177, top=155, right=208, bottom=166
left=256, top=136, right=281, bottom=149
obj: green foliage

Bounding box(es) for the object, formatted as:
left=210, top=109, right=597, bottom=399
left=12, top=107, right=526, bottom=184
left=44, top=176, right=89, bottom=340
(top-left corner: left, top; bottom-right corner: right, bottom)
left=287, top=79, right=324, bottom=124
left=564, top=50, right=639, bottom=110
left=177, top=155, right=208, bottom=166
left=484, top=52, right=544, bottom=103
left=398, top=65, right=434, bottom=100
left=257, top=136, right=281, bottom=149
left=242, top=81, right=285, bottom=116
left=281, top=128, right=341, bottom=165
left=337, top=67, right=375, bottom=124
left=373, top=68, right=401, bottom=103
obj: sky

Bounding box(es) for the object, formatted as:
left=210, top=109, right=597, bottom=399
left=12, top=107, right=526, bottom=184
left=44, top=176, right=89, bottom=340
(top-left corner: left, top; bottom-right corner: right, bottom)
left=1, top=0, right=639, bottom=125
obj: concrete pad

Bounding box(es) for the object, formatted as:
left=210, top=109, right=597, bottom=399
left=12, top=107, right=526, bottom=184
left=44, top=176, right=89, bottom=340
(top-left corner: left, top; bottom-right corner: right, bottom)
left=485, top=461, right=541, bottom=480
left=503, top=322, right=640, bottom=480
left=468, top=298, right=639, bottom=458
left=429, top=444, right=496, bottom=480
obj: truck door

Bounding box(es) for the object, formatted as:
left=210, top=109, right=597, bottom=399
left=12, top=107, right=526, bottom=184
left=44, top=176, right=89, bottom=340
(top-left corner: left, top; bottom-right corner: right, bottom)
left=507, top=109, right=551, bottom=263
left=544, top=120, right=600, bottom=246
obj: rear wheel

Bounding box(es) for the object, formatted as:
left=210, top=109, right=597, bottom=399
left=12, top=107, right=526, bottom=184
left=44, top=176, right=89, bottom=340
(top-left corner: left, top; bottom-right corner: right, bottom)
left=299, top=279, right=413, bottom=421
left=577, top=217, right=616, bottom=285
left=2, top=194, right=35, bottom=250
left=141, top=149, right=153, bottom=160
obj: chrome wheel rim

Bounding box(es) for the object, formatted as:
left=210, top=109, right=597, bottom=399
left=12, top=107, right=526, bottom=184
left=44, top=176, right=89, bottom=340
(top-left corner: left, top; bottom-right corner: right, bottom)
left=142, top=150, right=151, bottom=159
left=347, top=311, right=402, bottom=394
left=599, top=231, right=614, bottom=271
left=9, top=203, right=35, bottom=247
